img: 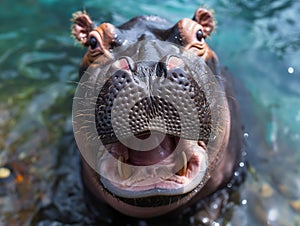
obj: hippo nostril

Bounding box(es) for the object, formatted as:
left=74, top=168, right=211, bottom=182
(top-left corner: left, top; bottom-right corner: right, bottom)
left=156, top=61, right=167, bottom=77
left=157, top=55, right=185, bottom=78
left=115, top=56, right=137, bottom=72
left=166, top=56, right=184, bottom=70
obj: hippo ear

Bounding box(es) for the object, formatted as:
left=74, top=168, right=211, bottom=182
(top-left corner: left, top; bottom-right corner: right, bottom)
left=71, top=11, right=94, bottom=46
left=193, top=8, right=215, bottom=37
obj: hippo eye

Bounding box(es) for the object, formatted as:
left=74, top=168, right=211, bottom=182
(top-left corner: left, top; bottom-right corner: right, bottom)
left=89, top=36, right=98, bottom=49
left=196, top=30, right=204, bottom=41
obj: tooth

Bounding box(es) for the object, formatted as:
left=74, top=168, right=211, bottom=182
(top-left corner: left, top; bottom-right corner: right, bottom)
left=118, top=156, right=131, bottom=179
left=178, top=152, right=187, bottom=176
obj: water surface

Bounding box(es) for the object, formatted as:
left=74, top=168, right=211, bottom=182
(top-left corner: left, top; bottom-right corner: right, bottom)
left=0, top=0, right=299, bottom=225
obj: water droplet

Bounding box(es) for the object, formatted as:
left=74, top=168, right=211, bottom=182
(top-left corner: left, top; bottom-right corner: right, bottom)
left=234, top=171, right=240, bottom=177
left=227, top=182, right=232, bottom=188
left=243, top=132, right=249, bottom=139
left=202, top=217, right=209, bottom=224
left=241, top=199, right=247, bottom=205
left=211, top=134, right=217, bottom=140
left=288, top=66, right=294, bottom=74
left=188, top=217, right=194, bottom=224
left=212, top=203, right=218, bottom=209
left=268, top=208, right=278, bottom=221
left=239, top=162, right=245, bottom=168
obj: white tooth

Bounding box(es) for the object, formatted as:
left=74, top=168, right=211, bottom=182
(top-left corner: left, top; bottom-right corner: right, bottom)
left=178, top=152, right=187, bottom=176
left=118, top=156, right=131, bottom=179
left=182, top=152, right=187, bottom=176
left=118, top=156, right=123, bottom=179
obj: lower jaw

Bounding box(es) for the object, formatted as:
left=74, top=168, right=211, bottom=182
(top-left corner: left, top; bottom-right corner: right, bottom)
left=99, top=164, right=208, bottom=201
left=82, top=138, right=209, bottom=217
left=81, top=159, right=197, bottom=218
left=96, top=138, right=209, bottom=199
left=100, top=176, right=195, bottom=207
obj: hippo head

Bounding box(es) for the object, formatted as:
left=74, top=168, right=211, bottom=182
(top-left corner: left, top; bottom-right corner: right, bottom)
left=71, top=8, right=240, bottom=218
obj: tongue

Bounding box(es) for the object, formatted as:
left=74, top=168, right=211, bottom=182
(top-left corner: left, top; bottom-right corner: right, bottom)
left=128, top=135, right=176, bottom=166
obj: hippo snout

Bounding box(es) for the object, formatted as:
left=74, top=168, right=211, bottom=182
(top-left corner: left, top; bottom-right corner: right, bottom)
left=96, top=44, right=211, bottom=146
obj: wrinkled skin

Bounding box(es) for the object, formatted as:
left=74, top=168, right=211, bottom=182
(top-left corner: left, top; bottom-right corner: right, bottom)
left=72, top=8, right=242, bottom=218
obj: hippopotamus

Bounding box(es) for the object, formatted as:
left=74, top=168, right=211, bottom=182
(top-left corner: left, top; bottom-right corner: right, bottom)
left=71, top=7, right=243, bottom=219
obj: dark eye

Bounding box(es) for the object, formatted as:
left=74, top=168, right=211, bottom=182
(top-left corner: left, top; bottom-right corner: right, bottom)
left=89, top=36, right=98, bottom=49
left=196, top=30, right=204, bottom=41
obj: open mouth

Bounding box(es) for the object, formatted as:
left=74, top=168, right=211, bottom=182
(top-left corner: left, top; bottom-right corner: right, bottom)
left=97, top=133, right=208, bottom=199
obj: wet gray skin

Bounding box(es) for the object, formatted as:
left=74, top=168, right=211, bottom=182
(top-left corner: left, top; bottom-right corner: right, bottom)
left=72, top=8, right=242, bottom=218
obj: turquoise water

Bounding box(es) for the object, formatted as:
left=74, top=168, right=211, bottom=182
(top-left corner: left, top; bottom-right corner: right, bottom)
left=0, top=0, right=299, bottom=225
